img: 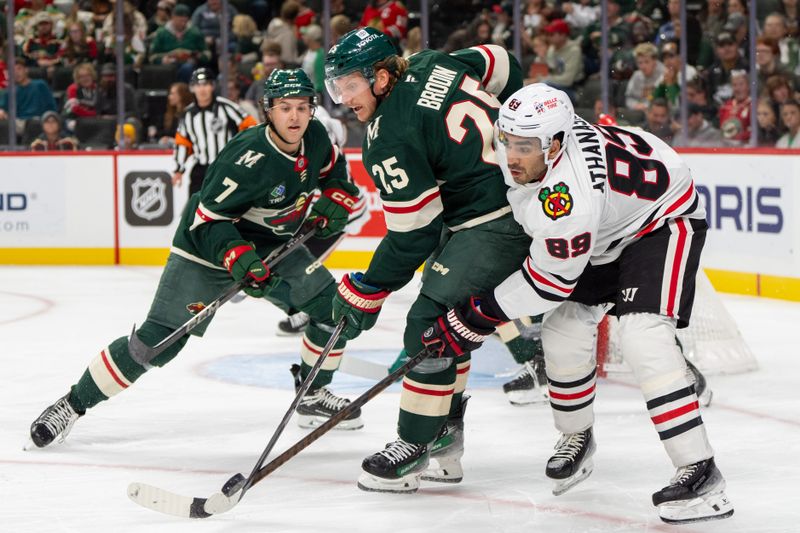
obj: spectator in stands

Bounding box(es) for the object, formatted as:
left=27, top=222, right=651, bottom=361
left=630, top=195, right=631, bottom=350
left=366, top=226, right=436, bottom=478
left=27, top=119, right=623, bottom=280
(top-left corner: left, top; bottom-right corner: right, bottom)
left=625, top=42, right=664, bottom=111
left=684, top=103, right=724, bottom=147
left=63, top=62, right=98, bottom=118
left=655, top=0, right=680, bottom=45
left=100, top=9, right=147, bottom=68
left=90, top=0, right=113, bottom=29
left=330, top=14, right=352, bottom=44
left=652, top=41, right=697, bottom=114
left=245, top=41, right=284, bottom=113
left=22, top=12, right=62, bottom=68
left=718, top=69, right=752, bottom=145
left=766, top=74, right=794, bottom=109
left=95, top=63, right=137, bottom=117
left=757, top=97, right=784, bottom=146
left=192, top=0, right=238, bottom=50
left=403, top=26, right=423, bottom=59
left=0, top=58, right=57, bottom=134
left=147, top=1, right=173, bottom=40
left=593, top=97, right=619, bottom=125
left=491, top=3, right=513, bottom=50
left=523, top=0, right=550, bottom=35
left=360, top=0, right=408, bottom=45
left=699, top=0, right=727, bottom=38
left=442, top=16, right=493, bottom=53
left=764, top=13, right=800, bottom=75
left=265, top=0, right=300, bottom=65
left=149, top=4, right=210, bottom=83
left=756, top=36, right=795, bottom=88
left=722, top=12, right=748, bottom=57
left=0, top=38, right=7, bottom=89
left=158, top=81, right=192, bottom=145
left=300, top=24, right=324, bottom=95
left=58, top=21, right=98, bottom=67
left=727, top=0, right=746, bottom=17
left=226, top=78, right=260, bottom=119
left=643, top=98, right=674, bottom=144
left=686, top=77, right=719, bottom=126
left=101, top=1, right=147, bottom=50
left=115, top=121, right=139, bottom=149
left=30, top=111, right=79, bottom=151
left=532, top=19, right=584, bottom=101
left=776, top=100, right=800, bottom=147
left=706, top=31, right=748, bottom=106
left=562, top=0, right=597, bottom=33
left=232, top=14, right=261, bottom=63
left=581, top=0, right=631, bottom=77
left=778, top=0, right=800, bottom=40
left=294, top=0, right=317, bottom=33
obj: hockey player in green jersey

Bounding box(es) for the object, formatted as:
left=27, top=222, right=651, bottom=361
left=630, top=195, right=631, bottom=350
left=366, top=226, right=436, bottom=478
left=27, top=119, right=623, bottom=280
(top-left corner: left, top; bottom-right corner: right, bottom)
left=325, top=27, right=540, bottom=492
left=29, top=69, right=364, bottom=449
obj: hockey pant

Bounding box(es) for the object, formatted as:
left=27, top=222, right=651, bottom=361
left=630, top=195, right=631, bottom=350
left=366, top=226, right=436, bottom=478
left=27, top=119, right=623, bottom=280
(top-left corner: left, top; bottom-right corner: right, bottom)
left=68, top=248, right=345, bottom=413
left=397, top=214, right=532, bottom=444
left=541, top=302, right=714, bottom=468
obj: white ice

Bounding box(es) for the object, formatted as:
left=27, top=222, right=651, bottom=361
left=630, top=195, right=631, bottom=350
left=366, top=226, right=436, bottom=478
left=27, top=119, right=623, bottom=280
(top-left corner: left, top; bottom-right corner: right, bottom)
left=1, top=266, right=798, bottom=533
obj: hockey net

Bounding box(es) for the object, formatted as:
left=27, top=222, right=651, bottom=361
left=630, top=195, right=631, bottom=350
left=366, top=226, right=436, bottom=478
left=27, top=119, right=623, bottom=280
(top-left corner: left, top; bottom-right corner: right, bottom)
left=596, top=269, right=758, bottom=377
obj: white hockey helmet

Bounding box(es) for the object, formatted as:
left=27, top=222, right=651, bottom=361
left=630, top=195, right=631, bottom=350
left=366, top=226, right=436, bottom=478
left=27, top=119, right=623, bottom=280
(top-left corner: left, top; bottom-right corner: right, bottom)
left=494, top=83, right=574, bottom=186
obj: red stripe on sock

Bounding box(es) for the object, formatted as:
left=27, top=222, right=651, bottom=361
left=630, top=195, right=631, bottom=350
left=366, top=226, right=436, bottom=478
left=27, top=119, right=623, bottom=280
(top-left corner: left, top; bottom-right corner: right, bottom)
left=402, top=382, right=454, bottom=397
left=549, top=384, right=595, bottom=401
left=101, top=350, right=128, bottom=389
left=651, top=401, right=699, bottom=425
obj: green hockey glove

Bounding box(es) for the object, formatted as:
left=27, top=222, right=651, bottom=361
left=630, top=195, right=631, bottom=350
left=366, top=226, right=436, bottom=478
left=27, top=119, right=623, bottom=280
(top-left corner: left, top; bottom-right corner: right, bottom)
left=333, top=272, right=391, bottom=340
left=221, top=241, right=270, bottom=297
left=309, top=181, right=360, bottom=238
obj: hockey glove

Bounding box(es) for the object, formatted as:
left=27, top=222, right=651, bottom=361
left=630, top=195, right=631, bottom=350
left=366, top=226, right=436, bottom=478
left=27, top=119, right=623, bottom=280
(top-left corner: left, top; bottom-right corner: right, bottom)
left=422, top=296, right=503, bottom=358
left=221, top=241, right=270, bottom=298
left=333, top=272, right=391, bottom=340
left=309, top=182, right=360, bottom=238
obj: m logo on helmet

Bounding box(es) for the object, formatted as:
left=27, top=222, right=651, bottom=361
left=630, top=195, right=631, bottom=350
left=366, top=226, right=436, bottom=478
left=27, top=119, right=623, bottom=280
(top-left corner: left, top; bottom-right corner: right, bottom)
left=539, top=182, right=573, bottom=220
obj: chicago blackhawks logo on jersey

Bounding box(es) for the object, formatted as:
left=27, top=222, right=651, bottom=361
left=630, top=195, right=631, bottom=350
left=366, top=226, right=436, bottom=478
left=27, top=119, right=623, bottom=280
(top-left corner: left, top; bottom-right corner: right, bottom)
left=539, top=182, right=573, bottom=220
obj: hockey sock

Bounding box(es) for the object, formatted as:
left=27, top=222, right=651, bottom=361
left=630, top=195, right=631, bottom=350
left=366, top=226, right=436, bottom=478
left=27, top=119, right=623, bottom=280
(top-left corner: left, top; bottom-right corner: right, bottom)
left=69, top=321, right=188, bottom=412
left=397, top=362, right=456, bottom=444
left=299, top=323, right=346, bottom=388
left=449, top=354, right=471, bottom=417
left=497, top=316, right=543, bottom=365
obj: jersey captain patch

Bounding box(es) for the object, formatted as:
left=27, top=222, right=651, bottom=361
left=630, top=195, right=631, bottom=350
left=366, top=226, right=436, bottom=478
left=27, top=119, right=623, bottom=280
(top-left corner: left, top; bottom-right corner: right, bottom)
left=539, top=182, right=573, bottom=220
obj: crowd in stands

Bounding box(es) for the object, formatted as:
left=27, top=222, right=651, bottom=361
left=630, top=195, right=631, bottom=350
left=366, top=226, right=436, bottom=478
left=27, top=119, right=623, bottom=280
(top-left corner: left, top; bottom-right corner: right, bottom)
left=1, top=0, right=799, bottom=150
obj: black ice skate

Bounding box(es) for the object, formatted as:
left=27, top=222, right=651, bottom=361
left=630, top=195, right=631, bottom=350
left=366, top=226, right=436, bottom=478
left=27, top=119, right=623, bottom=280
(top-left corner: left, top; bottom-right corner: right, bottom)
left=652, top=458, right=734, bottom=524
left=358, top=438, right=430, bottom=493
left=29, top=393, right=84, bottom=448
left=276, top=311, right=309, bottom=336
left=502, top=356, right=548, bottom=406
left=546, top=427, right=596, bottom=495
left=290, top=365, right=363, bottom=430
left=422, top=396, right=469, bottom=483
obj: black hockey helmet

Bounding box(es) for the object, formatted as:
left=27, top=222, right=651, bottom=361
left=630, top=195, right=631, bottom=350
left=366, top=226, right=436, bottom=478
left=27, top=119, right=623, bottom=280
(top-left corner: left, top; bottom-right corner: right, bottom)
left=190, top=67, right=215, bottom=86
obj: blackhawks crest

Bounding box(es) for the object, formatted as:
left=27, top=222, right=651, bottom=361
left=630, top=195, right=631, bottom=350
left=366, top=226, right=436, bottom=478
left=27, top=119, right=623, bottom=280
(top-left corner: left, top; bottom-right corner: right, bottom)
left=539, top=182, right=573, bottom=220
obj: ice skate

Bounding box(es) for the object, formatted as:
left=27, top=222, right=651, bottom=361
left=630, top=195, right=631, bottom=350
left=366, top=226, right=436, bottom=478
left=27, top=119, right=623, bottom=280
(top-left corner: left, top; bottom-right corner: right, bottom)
left=652, top=458, right=734, bottom=524
left=502, top=357, right=548, bottom=406
left=276, top=311, right=310, bottom=336
left=358, top=438, right=430, bottom=493
left=546, top=427, right=596, bottom=495
left=29, top=393, right=84, bottom=448
left=422, top=396, right=469, bottom=483
left=291, top=365, right=363, bottom=430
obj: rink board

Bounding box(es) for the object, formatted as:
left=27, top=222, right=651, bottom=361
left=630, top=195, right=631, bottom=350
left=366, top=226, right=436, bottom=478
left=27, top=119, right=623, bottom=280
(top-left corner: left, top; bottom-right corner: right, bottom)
left=0, top=148, right=798, bottom=300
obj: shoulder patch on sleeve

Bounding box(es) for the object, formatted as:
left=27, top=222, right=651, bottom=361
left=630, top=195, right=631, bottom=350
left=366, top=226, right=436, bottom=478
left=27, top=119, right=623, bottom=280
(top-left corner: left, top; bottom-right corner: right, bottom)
left=539, top=182, right=573, bottom=220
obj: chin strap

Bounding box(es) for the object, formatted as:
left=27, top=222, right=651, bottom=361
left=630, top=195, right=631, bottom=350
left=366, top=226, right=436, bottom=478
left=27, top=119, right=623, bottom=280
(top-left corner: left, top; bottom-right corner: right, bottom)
left=267, top=124, right=300, bottom=155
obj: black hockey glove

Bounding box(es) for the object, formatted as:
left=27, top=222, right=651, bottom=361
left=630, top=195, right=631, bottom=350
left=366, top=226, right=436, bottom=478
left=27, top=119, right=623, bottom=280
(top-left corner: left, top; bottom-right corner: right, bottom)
left=422, top=296, right=503, bottom=358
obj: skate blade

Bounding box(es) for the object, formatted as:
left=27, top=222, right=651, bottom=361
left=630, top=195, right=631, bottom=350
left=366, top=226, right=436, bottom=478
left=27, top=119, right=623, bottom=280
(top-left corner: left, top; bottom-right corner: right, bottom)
left=506, top=390, right=549, bottom=406
left=421, top=456, right=464, bottom=483
left=551, top=459, right=594, bottom=496
left=297, top=414, right=364, bottom=430
left=357, top=472, right=420, bottom=493
left=658, top=490, right=734, bottom=524
left=22, top=438, right=39, bottom=451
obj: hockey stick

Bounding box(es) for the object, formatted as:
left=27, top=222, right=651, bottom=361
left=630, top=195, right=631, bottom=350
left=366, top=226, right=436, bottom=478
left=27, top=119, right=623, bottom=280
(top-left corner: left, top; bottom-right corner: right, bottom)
left=128, top=221, right=321, bottom=364
left=128, top=346, right=431, bottom=518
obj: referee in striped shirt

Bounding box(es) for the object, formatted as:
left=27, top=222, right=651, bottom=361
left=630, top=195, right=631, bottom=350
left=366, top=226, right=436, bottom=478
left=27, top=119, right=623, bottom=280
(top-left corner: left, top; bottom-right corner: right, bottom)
left=172, top=67, right=258, bottom=195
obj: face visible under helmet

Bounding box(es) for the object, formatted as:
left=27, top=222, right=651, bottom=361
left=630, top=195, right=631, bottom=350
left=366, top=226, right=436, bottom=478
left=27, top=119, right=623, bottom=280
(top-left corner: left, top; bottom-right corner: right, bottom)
left=323, top=26, right=397, bottom=104
left=494, top=83, right=575, bottom=187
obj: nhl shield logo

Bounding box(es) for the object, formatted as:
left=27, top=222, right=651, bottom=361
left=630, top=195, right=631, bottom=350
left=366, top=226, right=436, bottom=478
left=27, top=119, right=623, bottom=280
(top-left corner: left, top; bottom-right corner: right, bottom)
left=124, top=172, right=173, bottom=226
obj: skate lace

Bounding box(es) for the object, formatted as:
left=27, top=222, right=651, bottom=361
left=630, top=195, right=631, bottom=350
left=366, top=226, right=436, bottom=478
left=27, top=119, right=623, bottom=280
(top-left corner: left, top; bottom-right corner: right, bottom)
left=316, top=387, right=350, bottom=411
left=41, top=399, right=78, bottom=442
left=510, top=362, right=536, bottom=385
left=671, top=463, right=699, bottom=486
left=378, top=440, right=419, bottom=463
left=288, top=312, right=309, bottom=329
left=552, top=432, right=587, bottom=461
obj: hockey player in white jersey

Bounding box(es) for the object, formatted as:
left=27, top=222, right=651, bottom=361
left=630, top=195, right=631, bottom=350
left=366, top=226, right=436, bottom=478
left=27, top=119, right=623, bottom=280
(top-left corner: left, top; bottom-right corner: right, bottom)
left=420, top=84, right=733, bottom=524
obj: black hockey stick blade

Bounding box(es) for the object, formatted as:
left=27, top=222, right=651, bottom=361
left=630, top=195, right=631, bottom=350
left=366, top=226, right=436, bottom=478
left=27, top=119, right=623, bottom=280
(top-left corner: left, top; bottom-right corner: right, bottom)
left=128, top=347, right=431, bottom=518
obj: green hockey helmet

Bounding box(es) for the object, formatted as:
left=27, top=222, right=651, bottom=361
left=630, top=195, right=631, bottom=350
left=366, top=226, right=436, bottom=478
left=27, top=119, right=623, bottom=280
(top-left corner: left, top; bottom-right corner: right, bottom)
left=324, top=27, right=397, bottom=104
left=263, top=68, right=316, bottom=109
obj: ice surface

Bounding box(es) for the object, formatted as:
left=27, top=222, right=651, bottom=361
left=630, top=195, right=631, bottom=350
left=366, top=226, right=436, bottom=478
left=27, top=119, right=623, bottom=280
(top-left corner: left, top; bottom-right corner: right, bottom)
left=1, top=266, right=798, bottom=532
